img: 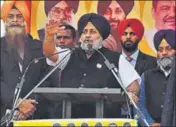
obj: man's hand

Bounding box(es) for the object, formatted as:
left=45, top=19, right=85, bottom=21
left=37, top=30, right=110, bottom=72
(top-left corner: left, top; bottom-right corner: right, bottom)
left=127, top=92, right=139, bottom=103
left=15, top=111, right=28, bottom=120
left=17, top=99, right=37, bottom=118
left=151, top=123, right=160, bottom=127
left=103, top=35, right=118, bottom=52
left=44, top=20, right=63, bottom=43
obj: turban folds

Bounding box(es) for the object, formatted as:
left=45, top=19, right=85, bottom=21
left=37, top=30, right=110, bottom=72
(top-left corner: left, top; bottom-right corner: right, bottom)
left=154, top=29, right=176, bottom=50
left=1, top=1, right=30, bottom=33
left=78, top=13, right=110, bottom=40
left=44, top=0, right=79, bottom=16
left=118, top=18, right=144, bottom=41
left=97, top=0, right=134, bottom=16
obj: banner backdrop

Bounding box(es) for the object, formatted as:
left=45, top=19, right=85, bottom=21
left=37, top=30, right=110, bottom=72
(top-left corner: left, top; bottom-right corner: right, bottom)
left=1, top=1, right=175, bottom=57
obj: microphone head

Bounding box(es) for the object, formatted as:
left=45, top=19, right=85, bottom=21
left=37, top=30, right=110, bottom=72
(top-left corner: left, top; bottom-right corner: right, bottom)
left=87, top=43, right=93, bottom=50
left=75, top=42, right=81, bottom=48
left=34, top=59, right=39, bottom=63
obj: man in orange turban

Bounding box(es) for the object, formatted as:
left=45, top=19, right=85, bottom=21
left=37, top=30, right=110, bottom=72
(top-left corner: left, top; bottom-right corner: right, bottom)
left=117, top=18, right=157, bottom=76
left=1, top=1, right=30, bottom=33
left=1, top=1, right=49, bottom=122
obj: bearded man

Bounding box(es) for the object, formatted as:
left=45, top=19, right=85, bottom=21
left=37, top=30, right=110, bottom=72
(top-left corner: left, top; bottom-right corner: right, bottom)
left=1, top=1, right=49, bottom=121
left=97, top=0, right=134, bottom=52
left=43, top=13, right=140, bottom=118
left=118, top=18, right=157, bottom=76
left=138, top=29, right=176, bottom=126
left=38, top=0, right=79, bottom=41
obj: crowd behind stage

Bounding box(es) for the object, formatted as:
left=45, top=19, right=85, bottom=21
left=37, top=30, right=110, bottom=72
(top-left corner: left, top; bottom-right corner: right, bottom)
left=1, top=1, right=175, bottom=127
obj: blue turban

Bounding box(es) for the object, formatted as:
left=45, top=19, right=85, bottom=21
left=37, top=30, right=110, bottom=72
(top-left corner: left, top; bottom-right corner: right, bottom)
left=78, top=13, right=111, bottom=40
left=154, top=29, right=176, bottom=50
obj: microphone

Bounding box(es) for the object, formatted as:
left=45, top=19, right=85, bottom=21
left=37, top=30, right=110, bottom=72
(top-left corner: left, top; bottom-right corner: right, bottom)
left=1, top=49, right=70, bottom=125
left=87, top=43, right=92, bottom=50
left=93, top=47, right=150, bottom=126
left=34, top=49, right=70, bottom=63
left=14, top=48, right=70, bottom=102
left=74, top=41, right=81, bottom=49
left=12, top=47, right=72, bottom=120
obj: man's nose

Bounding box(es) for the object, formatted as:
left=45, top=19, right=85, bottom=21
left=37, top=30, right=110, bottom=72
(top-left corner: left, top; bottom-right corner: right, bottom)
left=111, top=12, right=118, bottom=20
left=59, top=12, right=66, bottom=21
left=162, top=49, right=168, bottom=57
left=85, top=32, right=91, bottom=38
left=126, top=34, right=131, bottom=39
left=60, top=37, right=65, bottom=42
left=12, top=16, right=18, bottom=22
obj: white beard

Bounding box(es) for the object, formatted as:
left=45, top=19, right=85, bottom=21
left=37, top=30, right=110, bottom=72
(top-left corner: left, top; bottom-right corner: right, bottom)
left=157, top=56, right=174, bottom=71
left=80, top=37, right=103, bottom=51
left=5, top=22, right=26, bottom=40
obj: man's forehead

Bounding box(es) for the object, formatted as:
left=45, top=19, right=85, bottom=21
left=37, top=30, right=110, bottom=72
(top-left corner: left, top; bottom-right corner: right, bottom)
left=124, top=27, right=134, bottom=32
left=157, top=0, right=175, bottom=7
left=8, top=8, right=22, bottom=15
left=56, top=29, right=71, bottom=35
left=55, top=1, right=70, bottom=9
left=108, top=1, right=122, bottom=9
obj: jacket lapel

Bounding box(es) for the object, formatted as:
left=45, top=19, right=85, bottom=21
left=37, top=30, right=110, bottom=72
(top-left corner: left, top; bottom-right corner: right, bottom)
left=135, top=51, right=147, bottom=76
left=22, top=35, right=42, bottom=74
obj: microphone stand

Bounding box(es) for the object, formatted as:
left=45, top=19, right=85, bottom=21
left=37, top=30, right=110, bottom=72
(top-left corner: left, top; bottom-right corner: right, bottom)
left=1, top=49, right=70, bottom=126
left=96, top=49, right=150, bottom=126
left=4, top=58, right=39, bottom=127
left=12, top=50, right=72, bottom=118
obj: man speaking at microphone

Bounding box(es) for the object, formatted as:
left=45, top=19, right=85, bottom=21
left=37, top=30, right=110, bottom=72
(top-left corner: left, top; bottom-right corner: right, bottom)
left=1, top=1, right=49, bottom=121
left=43, top=13, right=140, bottom=118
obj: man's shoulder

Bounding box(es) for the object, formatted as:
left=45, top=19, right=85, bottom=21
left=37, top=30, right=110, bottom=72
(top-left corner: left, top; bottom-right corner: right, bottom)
left=144, top=67, right=160, bottom=76
left=0, top=37, right=7, bottom=49
left=139, top=50, right=156, bottom=61
left=102, top=47, right=121, bottom=56
left=27, top=34, right=42, bottom=43
left=27, top=34, right=43, bottom=48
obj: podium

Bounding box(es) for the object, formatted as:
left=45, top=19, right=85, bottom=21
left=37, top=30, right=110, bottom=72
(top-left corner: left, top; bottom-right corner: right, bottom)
left=33, top=88, right=126, bottom=118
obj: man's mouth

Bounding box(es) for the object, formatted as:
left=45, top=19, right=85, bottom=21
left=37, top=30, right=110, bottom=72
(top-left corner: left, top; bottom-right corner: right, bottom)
left=166, top=20, right=175, bottom=23
left=125, top=41, right=133, bottom=45
left=164, top=18, right=175, bottom=24
left=110, top=23, right=118, bottom=29
left=11, top=25, right=20, bottom=27
left=84, top=40, right=92, bottom=43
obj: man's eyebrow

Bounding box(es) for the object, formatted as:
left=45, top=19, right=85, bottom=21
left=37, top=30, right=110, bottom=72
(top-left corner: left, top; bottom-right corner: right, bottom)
left=115, top=7, right=122, bottom=11
left=8, top=13, right=22, bottom=15
left=160, top=5, right=170, bottom=8
left=65, top=6, right=73, bottom=11
left=106, top=7, right=112, bottom=11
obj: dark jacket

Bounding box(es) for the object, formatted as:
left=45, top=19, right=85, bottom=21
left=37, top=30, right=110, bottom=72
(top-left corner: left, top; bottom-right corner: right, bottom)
left=161, top=58, right=176, bottom=126
left=37, top=47, right=124, bottom=119
left=0, top=35, right=49, bottom=118
left=135, top=50, right=157, bottom=76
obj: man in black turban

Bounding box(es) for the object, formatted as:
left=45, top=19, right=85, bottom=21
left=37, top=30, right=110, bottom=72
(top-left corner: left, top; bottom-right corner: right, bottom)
left=43, top=13, right=140, bottom=118
left=78, top=13, right=110, bottom=47
left=158, top=30, right=176, bottom=127
left=97, top=0, right=134, bottom=52
left=154, top=29, right=176, bottom=51
left=138, top=29, right=176, bottom=126
left=38, top=0, right=79, bottom=41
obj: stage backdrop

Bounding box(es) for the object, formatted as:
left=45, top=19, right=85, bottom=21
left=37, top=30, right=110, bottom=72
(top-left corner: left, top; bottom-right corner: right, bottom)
left=1, top=0, right=175, bottom=57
